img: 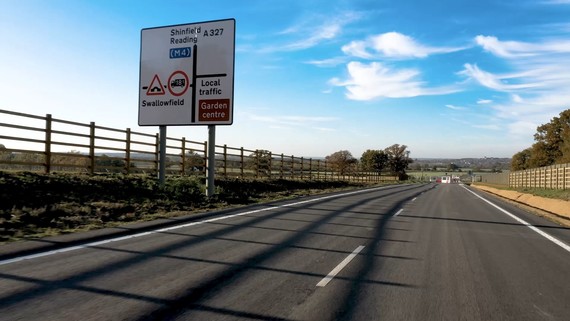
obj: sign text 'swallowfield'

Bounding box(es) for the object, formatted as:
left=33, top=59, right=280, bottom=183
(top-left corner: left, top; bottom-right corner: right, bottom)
left=138, top=19, right=235, bottom=126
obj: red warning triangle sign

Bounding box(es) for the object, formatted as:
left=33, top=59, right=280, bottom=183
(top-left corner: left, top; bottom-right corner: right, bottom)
left=146, top=74, right=165, bottom=96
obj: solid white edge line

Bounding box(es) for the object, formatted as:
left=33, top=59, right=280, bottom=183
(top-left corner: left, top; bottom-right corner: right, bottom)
left=1, top=186, right=393, bottom=266
left=317, top=245, right=365, bottom=287
left=394, top=209, right=404, bottom=216
left=461, top=185, right=570, bottom=254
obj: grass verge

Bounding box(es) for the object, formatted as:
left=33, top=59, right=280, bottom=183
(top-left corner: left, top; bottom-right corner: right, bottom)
left=473, top=183, right=570, bottom=201
left=1, top=171, right=384, bottom=243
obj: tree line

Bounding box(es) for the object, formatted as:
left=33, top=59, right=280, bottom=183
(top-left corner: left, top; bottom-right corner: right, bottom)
left=2, top=142, right=413, bottom=179
left=511, top=109, right=570, bottom=171
left=325, top=144, right=413, bottom=179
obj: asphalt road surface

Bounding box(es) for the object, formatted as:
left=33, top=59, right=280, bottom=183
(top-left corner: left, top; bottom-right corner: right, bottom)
left=1, top=183, right=569, bottom=320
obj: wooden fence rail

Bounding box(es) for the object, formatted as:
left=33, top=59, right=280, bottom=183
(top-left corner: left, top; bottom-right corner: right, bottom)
left=509, top=163, right=570, bottom=189
left=0, top=109, right=395, bottom=183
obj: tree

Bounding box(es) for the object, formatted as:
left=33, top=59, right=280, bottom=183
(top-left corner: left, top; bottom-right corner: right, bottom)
left=326, top=150, right=357, bottom=175
left=528, top=142, right=552, bottom=168
left=360, top=149, right=388, bottom=174
left=410, top=163, right=422, bottom=171
left=384, top=144, right=413, bottom=179
left=96, top=154, right=125, bottom=172
left=183, top=151, right=204, bottom=173
left=0, top=143, right=11, bottom=166
left=446, top=163, right=459, bottom=171
left=560, top=111, right=570, bottom=163
left=511, top=148, right=532, bottom=170
left=247, top=150, right=272, bottom=177
left=511, top=108, right=570, bottom=169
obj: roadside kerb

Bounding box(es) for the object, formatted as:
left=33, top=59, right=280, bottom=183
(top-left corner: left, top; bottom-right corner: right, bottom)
left=471, top=184, right=570, bottom=225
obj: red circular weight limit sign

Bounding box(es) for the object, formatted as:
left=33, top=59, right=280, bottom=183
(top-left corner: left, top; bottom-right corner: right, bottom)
left=168, top=70, right=189, bottom=96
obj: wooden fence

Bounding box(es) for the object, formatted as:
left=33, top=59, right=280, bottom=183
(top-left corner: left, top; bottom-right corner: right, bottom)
left=509, top=163, right=570, bottom=189
left=0, top=109, right=394, bottom=183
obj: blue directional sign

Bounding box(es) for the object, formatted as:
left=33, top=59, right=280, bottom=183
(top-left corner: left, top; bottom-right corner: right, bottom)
left=169, top=47, right=192, bottom=59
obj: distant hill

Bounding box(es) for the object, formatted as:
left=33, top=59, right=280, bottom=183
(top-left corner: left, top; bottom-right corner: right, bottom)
left=412, top=157, right=511, bottom=171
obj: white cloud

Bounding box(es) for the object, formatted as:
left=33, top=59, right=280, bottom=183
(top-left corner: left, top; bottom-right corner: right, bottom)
left=314, top=127, right=336, bottom=132
left=262, top=11, right=361, bottom=53
left=282, top=23, right=342, bottom=51
left=342, top=32, right=467, bottom=59
left=329, top=61, right=458, bottom=100
left=472, top=124, right=501, bottom=131
left=508, top=121, right=540, bottom=136
left=511, top=94, right=523, bottom=103
left=460, top=64, right=543, bottom=91
left=305, top=56, right=348, bottom=67
left=540, top=0, right=570, bottom=4
left=464, top=35, right=570, bottom=138
left=248, top=114, right=339, bottom=128
left=341, top=41, right=374, bottom=59
left=445, top=104, right=466, bottom=110
left=477, top=99, right=493, bottom=104
left=475, top=35, right=570, bottom=58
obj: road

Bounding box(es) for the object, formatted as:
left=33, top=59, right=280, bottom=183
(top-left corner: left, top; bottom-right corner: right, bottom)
left=1, top=183, right=569, bottom=320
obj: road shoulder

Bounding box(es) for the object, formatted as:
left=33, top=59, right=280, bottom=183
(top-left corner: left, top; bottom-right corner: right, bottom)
left=471, top=184, right=570, bottom=228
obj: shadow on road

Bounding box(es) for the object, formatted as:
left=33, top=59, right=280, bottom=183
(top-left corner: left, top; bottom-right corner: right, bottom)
left=0, top=184, right=432, bottom=320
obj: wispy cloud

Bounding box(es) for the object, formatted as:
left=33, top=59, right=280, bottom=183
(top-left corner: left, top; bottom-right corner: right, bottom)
left=445, top=104, right=466, bottom=110
left=314, top=127, right=336, bottom=132
left=465, top=35, right=570, bottom=137
left=540, top=0, right=570, bottom=4
left=304, top=56, right=348, bottom=67
left=470, top=36, right=570, bottom=94
left=472, top=124, right=501, bottom=130
left=329, top=61, right=458, bottom=100
left=248, top=114, right=339, bottom=128
left=475, top=35, right=570, bottom=58
left=327, top=32, right=466, bottom=101
left=260, top=11, right=361, bottom=53
left=460, top=63, right=543, bottom=91
left=342, top=32, right=467, bottom=59
left=477, top=99, right=493, bottom=104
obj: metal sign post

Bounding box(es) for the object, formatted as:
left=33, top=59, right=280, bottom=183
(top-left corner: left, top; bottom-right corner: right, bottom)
left=206, top=125, right=216, bottom=197
left=158, top=125, right=167, bottom=186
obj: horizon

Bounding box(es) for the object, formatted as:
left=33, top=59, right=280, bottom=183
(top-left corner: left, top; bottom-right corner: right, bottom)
left=1, top=1, right=569, bottom=159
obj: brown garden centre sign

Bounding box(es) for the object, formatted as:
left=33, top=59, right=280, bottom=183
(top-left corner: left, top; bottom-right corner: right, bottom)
left=138, top=19, right=235, bottom=126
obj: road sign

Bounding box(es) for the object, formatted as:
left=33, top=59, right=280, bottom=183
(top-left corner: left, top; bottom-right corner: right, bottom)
left=138, top=19, right=235, bottom=126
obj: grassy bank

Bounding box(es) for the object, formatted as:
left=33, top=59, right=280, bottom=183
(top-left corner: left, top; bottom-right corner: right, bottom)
left=473, top=183, right=570, bottom=201
left=0, top=171, right=378, bottom=243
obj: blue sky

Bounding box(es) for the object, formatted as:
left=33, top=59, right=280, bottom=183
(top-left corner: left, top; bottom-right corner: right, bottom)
left=1, top=0, right=570, bottom=159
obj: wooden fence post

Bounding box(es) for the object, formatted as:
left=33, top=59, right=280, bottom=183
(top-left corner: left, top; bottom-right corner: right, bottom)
left=44, top=114, right=52, bottom=174
left=300, top=157, right=304, bottom=180
left=268, top=152, right=272, bottom=179
left=89, top=122, right=96, bottom=175
left=562, top=164, right=570, bottom=189
left=291, top=155, right=295, bottom=179
left=255, top=149, right=260, bottom=179
left=203, top=141, right=208, bottom=177
left=240, top=147, right=244, bottom=179
left=223, top=144, right=228, bottom=178
left=125, top=128, right=131, bottom=175
left=181, top=137, right=186, bottom=176
left=280, top=153, right=284, bottom=179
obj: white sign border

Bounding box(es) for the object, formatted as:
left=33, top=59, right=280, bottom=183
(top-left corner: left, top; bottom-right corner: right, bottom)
left=138, top=18, right=236, bottom=126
